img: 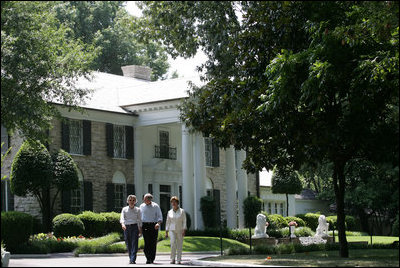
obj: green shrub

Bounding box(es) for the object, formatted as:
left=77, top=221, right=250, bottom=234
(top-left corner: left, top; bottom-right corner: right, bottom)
left=276, top=243, right=296, bottom=254
left=77, top=211, right=106, bottom=237
left=253, top=244, right=276, bottom=254
left=53, top=213, right=85, bottom=238
left=229, top=228, right=251, bottom=243
left=326, top=216, right=337, bottom=230
left=267, top=228, right=284, bottom=238
left=284, top=216, right=306, bottom=227
left=32, top=217, right=44, bottom=234
left=243, top=196, right=262, bottom=228
left=73, top=232, right=120, bottom=255
left=226, top=246, right=250, bottom=255
left=296, top=213, right=320, bottom=230
left=1, top=211, right=33, bottom=252
left=200, top=196, right=217, bottom=228
left=265, top=213, right=287, bottom=229
left=100, top=212, right=122, bottom=235
left=294, top=226, right=314, bottom=237
left=294, top=243, right=326, bottom=253
left=345, top=215, right=356, bottom=231
left=392, top=214, right=399, bottom=236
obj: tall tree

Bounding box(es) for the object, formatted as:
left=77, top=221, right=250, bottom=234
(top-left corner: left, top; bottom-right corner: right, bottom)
left=1, top=1, right=97, bottom=142
left=139, top=1, right=399, bottom=257
left=53, top=1, right=169, bottom=80
left=271, top=168, right=302, bottom=217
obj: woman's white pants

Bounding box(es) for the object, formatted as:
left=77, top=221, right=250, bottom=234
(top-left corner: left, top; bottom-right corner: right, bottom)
left=169, top=230, right=183, bottom=261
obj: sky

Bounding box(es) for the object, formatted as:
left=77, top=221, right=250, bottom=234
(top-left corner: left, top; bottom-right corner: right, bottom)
left=124, top=1, right=207, bottom=79
left=124, top=2, right=271, bottom=186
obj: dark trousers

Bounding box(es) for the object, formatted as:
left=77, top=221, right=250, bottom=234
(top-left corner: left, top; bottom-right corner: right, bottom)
left=142, top=222, right=158, bottom=262
left=124, top=224, right=139, bottom=262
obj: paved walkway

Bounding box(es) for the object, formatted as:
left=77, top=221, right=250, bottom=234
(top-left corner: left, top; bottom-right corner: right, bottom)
left=8, top=252, right=219, bottom=267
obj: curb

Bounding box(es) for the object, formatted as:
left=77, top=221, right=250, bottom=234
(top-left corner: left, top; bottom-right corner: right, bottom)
left=191, top=259, right=276, bottom=267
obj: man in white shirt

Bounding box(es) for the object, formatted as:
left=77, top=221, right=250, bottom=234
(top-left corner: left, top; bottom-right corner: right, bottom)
left=139, top=193, right=163, bottom=264
left=120, top=195, right=142, bottom=264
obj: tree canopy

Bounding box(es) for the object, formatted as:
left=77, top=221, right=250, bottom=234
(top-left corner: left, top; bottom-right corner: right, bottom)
left=139, top=1, right=399, bottom=257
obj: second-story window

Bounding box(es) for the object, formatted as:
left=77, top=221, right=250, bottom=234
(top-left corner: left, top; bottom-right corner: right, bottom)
left=113, top=125, right=126, bottom=158
left=204, top=137, right=219, bottom=167
left=70, top=120, right=83, bottom=154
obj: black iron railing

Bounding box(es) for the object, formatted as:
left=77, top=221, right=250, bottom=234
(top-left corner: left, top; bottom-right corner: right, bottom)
left=154, top=145, right=177, bottom=160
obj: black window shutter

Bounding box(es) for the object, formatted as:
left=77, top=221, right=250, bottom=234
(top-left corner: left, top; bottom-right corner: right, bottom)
left=61, top=119, right=70, bottom=152
left=83, top=181, right=93, bottom=211
left=212, top=139, right=220, bottom=167
left=213, top=189, right=221, bottom=222
left=83, top=120, right=91, bottom=156
left=125, top=126, right=134, bottom=159
left=7, top=182, right=14, bottom=211
left=106, top=123, right=114, bottom=157
left=127, top=184, right=135, bottom=196
left=106, top=183, right=114, bottom=212
left=61, top=190, right=71, bottom=213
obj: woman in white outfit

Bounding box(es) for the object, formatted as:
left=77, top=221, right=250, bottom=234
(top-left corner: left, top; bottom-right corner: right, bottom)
left=165, top=196, right=186, bottom=264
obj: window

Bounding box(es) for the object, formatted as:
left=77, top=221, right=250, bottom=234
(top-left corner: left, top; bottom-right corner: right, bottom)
left=204, top=137, right=212, bottom=166
left=69, top=120, right=83, bottom=154
left=268, top=202, right=272, bottom=215
left=280, top=203, right=284, bottom=216
left=113, top=125, right=126, bottom=158
left=155, top=129, right=176, bottom=160
left=204, top=137, right=219, bottom=167
left=274, top=203, right=278, bottom=214
left=71, top=183, right=84, bottom=214
left=114, top=184, right=125, bottom=211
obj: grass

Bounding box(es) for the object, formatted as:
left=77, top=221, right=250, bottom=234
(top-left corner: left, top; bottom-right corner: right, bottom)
left=204, top=249, right=399, bottom=267
left=334, top=235, right=399, bottom=244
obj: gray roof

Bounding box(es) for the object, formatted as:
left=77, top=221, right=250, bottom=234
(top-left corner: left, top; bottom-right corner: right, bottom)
left=295, top=189, right=318, bottom=200
left=51, top=72, right=202, bottom=114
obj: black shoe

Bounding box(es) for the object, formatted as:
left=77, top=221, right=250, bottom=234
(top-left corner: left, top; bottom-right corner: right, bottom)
left=146, top=260, right=151, bottom=264
left=130, top=261, right=136, bottom=264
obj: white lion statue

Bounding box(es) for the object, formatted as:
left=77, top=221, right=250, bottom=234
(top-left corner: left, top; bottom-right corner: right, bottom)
left=315, top=215, right=329, bottom=238
left=252, top=213, right=269, bottom=238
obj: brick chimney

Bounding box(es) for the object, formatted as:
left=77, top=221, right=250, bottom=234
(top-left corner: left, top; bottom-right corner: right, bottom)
left=121, top=65, right=152, bottom=81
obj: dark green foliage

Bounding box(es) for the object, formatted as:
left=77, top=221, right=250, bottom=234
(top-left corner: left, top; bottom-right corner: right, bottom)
left=253, top=244, right=276, bottom=255
left=243, top=196, right=263, bottom=228
left=1, top=211, right=33, bottom=252
left=32, top=217, right=44, bottom=235
left=226, top=246, right=250, bottom=255
left=77, top=211, right=107, bottom=237
left=264, top=214, right=287, bottom=229
left=392, top=214, right=399, bottom=236
left=100, top=212, right=123, bottom=235
left=345, top=216, right=356, bottom=231
left=52, top=150, right=79, bottom=192
left=296, top=213, right=321, bottom=231
left=52, top=213, right=85, bottom=238
left=10, top=141, right=53, bottom=197
left=271, top=168, right=303, bottom=195
left=285, top=216, right=306, bottom=227
left=200, top=195, right=217, bottom=228
left=326, top=216, right=338, bottom=231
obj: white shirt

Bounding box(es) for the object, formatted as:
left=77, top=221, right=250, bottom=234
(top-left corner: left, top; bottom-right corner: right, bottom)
left=120, top=206, right=142, bottom=227
left=139, top=202, right=163, bottom=223
left=166, top=207, right=187, bottom=231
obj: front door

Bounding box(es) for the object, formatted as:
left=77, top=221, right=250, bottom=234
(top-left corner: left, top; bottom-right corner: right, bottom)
left=159, top=185, right=171, bottom=230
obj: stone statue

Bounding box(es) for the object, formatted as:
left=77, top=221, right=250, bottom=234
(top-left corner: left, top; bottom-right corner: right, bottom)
left=315, top=215, right=329, bottom=238
left=252, top=213, right=269, bottom=238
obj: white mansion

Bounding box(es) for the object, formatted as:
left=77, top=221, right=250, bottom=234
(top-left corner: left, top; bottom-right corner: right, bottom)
left=1, top=65, right=258, bottom=230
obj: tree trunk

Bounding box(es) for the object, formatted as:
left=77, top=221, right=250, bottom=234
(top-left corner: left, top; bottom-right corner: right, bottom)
left=333, top=160, right=349, bottom=258
left=286, top=193, right=289, bottom=217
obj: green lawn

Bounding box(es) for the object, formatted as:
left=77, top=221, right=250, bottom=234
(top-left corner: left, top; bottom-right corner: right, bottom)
left=155, top=236, right=249, bottom=252
left=204, top=249, right=399, bottom=267
left=336, top=236, right=399, bottom=244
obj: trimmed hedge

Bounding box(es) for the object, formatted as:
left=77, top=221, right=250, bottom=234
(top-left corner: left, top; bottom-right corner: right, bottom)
left=264, top=213, right=287, bottom=229
left=296, top=213, right=320, bottom=230
left=53, top=213, right=85, bottom=238
left=77, top=211, right=107, bottom=237
left=1, top=211, right=33, bottom=252
left=285, top=216, right=306, bottom=227
left=100, top=212, right=122, bottom=235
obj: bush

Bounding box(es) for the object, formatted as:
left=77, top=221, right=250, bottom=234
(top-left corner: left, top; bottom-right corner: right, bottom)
left=296, top=213, right=320, bottom=230
left=77, top=211, right=106, bottom=237
left=267, top=228, right=284, bottom=238
left=200, top=196, right=217, bottom=228
left=392, top=214, right=399, bottom=236
left=100, top=212, right=122, bottom=235
left=1, top=211, right=33, bottom=252
left=345, top=215, right=356, bottom=231
left=226, top=246, right=250, bottom=255
left=253, top=244, right=276, bottom=255
left=275, top=243, right=296, bottom=254
left=229, top=228, right=251, bottom=243
left=53, top=213, right=84, bottom=238
left=243, top=196, right=262, bottom=228
left=326, top=216, right=337, bottom=230
left=32, top=217, right=44, bottom=234
left=264, top=213, right=287, bottom=229
left=73, top=232, right=121, bottom=255
left=294, top=226, right=314, bottom=237
left=284, top=216, right=306, bottom=227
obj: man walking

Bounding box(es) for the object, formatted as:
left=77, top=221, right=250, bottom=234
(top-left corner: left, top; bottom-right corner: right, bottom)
left=140, top=193, right=163, bottom=264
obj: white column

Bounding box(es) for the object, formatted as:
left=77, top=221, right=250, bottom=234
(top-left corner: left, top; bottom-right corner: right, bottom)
left=134, top=127, right=144, bottom=201
left=194, top=132, right=206, bottom=230
left=236, top=150, right=248, bottom=229
left=225, top=146, right=237, bottom=228
left=181, top=125, right=194, bottom=228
